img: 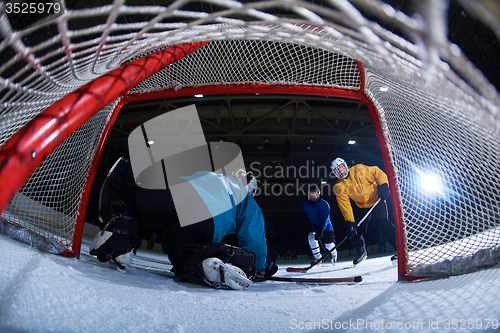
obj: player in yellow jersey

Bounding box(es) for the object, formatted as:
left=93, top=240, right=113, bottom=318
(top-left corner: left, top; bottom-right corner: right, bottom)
left=331, top=157, right=397, bottom=265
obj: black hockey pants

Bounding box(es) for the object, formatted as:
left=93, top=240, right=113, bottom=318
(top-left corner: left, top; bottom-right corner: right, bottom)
left=349, top=200, right=397, bottom=256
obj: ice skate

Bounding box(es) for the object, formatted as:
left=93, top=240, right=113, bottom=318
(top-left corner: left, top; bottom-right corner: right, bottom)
left=327, top=249, right=337, bottom=266
left=353, top=251, right=367, bottom=265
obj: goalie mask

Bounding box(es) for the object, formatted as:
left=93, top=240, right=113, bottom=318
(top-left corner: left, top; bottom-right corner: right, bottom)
left=331, top=157, right=349, bottom=179
left=232, top=168, right=259, bottom=196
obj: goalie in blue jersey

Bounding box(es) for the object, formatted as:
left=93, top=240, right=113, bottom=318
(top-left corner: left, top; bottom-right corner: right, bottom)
left=89, top=157, right=277, bottom=290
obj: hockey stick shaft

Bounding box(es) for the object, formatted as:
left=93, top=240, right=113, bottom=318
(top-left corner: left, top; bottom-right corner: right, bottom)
left=308, top=222, right=333, bottom=265
left=318, top=239, right=331, bottom=261
left=287, top=198, right=382, bottom=273
left=259, top=275, right=362, bottom=283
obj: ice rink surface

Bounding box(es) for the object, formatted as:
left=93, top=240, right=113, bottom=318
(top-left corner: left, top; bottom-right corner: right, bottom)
left=1, top=234, right=499, bottom=333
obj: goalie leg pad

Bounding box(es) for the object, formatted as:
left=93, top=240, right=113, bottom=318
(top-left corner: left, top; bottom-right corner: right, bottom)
left=202, top=257, right=252, bottom=290
left=173, top=242, right=256, bottom=289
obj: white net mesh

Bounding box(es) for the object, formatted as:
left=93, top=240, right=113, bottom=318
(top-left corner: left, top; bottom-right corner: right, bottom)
left=364, top=69, right=500, bottom=271
left=130, top=38, right=361, bottom=94
left=2, top=101, right=116, bottom=253
left=0, top=0, right=499, bottom=276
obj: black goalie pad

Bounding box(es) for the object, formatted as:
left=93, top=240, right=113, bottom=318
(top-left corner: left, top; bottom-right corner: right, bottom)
left=134, top=188, right=179, bottom=230
left=89, top=214, right=141, bottom=262
left=93, top=157, right=141, bottom=261
left=102, top=158, right=180, bottom=230
left=99, top=157, right=137, bottom=225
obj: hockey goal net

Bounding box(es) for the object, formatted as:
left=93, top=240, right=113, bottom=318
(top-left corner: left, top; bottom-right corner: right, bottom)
left=0, top=0, right=499, bottom=280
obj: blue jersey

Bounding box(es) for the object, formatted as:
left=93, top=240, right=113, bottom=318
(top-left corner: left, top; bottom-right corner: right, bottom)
left=301, top=199, right=333, bottom=231
left=181, top=171, right=268, bottom=272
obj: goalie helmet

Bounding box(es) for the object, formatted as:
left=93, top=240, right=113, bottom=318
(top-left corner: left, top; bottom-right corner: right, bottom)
left=232, top=168, right=258, bottom=196
left=331, top=157, right=349, bottom=179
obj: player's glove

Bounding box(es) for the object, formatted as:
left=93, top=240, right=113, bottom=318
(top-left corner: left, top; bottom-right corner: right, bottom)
left=255, top=253, right=279, bottom=281
left=314, top=227, right=324, bottom=240
left=377, top=183, right=390, bottom=201
left=263, top=261, right=278, bottom=277
left=345, top=222, right=358, bottom=239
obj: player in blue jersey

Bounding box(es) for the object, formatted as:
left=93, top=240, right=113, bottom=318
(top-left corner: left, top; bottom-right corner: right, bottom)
left=301, top=184, right=337, bottom=265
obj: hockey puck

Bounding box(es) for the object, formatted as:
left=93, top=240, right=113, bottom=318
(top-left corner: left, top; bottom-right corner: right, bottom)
left=354, top=276, right=362, bottom=282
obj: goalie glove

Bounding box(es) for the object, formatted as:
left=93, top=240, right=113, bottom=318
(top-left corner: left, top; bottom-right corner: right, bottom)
left=377, top=183, right=390, bottom=201
left=262, top=262, right=278, bottom=278
left=232, top=168, right=259, bottom=197
left=264, top=252, right=279, bottom=277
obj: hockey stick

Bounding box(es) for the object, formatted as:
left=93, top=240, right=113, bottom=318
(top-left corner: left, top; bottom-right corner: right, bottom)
left=287, top=198, right=382, bottom=273
left=258, top=275, right=362, bottom=283
left=318, top=239, right=335, bottom=266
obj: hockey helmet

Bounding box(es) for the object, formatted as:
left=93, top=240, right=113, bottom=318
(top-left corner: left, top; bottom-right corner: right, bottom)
left=308, top=184, right=321, bottom=202
left=331, top=157, right=349, bottom=179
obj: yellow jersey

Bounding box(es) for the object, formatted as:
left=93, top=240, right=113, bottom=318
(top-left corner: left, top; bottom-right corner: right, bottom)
left=334, top=164, right=388, bottom=222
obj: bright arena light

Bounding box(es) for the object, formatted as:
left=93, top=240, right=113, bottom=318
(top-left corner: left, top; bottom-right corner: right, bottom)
left=419, top=172, right=443, bottom=195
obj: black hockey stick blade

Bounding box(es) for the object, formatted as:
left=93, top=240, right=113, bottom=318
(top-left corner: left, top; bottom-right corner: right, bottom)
left=286, top=199, right=382, bottom=273
left=258, top=275, right=362, bottom=283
